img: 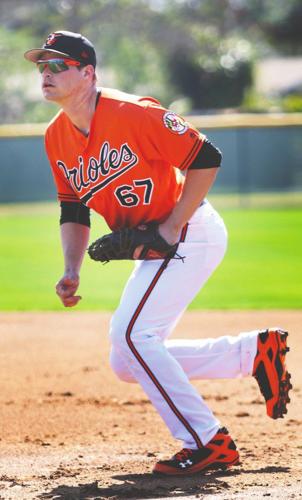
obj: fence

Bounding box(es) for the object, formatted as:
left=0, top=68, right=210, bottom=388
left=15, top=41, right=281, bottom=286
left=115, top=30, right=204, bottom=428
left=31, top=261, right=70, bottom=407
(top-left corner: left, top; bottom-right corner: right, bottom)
left=0, top=114, right=301, bottom=203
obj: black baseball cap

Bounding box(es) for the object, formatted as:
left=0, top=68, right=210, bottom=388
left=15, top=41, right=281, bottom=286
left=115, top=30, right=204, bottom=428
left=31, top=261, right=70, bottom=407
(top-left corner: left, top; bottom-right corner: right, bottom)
left=24, top=30, right=96, bottom=68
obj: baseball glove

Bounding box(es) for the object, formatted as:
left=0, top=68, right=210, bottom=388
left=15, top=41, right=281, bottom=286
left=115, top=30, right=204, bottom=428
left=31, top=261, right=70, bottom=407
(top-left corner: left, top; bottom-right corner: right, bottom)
left=87, top=223, right=178, bottom=263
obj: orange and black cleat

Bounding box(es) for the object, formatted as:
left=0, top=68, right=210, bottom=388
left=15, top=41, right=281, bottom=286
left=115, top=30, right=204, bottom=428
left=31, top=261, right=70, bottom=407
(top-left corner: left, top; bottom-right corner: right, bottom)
left=153, top=427, right=240, bottom=476
left=253, top=328, right=292, bottom=419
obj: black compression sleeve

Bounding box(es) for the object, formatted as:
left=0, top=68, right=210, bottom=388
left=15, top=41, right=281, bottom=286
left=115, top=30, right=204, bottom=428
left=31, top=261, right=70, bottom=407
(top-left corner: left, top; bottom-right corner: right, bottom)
left=60, top=201, right=91, bottom=227
left=188, top=139, right=222, bottom=169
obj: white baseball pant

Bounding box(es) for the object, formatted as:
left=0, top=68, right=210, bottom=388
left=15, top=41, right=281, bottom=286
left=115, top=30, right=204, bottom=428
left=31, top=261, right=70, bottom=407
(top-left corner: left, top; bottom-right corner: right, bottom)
left=109, top=201, right=258, bottom=449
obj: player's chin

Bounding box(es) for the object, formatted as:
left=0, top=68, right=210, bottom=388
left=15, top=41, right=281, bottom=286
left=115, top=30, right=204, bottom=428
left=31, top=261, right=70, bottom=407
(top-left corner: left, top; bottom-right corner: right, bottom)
left=42, top=87, right=58, bottom=100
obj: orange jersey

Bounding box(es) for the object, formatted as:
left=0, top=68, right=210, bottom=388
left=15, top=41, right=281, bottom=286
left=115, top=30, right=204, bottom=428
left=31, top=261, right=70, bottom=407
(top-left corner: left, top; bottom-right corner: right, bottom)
left=45, top=88, right=205, bottom=230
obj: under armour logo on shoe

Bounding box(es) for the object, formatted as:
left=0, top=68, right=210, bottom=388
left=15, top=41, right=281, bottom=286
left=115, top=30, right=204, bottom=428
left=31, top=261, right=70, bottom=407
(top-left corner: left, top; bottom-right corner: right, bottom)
left=179, top=459, right=193, bottom=468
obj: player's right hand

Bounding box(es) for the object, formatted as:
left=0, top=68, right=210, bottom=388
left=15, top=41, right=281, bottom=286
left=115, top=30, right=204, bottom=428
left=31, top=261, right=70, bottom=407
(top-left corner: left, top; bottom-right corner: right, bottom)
left=55, top=273, right=81, bottom=307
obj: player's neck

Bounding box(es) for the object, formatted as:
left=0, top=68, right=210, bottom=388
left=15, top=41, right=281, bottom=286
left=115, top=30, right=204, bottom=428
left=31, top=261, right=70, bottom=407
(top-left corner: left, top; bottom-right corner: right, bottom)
left=60, top=86, right=98, bottom=136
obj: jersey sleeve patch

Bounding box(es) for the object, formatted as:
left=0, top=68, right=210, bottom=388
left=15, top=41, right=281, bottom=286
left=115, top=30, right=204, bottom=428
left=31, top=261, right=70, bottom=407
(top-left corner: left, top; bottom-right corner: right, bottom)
left=163, top=111, right=188, bottom=135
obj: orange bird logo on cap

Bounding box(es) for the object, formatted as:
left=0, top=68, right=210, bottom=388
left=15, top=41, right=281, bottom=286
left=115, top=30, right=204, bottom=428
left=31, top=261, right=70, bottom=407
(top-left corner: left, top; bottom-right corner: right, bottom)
left=45, top=33, right=62, bottom=46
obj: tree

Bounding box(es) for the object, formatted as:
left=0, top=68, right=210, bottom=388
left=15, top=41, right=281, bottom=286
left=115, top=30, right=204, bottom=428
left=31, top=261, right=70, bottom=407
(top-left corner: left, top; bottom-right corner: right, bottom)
left=0, top=0, right=300, bottom=123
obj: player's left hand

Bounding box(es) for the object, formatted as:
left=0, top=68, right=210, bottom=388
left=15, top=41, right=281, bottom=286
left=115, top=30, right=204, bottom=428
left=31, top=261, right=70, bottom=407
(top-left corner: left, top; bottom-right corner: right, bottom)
left=88, top=223, right=179, bottom=263
left=158, top=222, right=179, bottom=245
left=133, top=222, right=178, bottom=259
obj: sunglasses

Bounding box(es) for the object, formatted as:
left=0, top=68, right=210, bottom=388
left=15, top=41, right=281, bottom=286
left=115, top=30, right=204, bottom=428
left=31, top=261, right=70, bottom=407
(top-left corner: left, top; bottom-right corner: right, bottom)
left=37, top=58, right=81, bottom=74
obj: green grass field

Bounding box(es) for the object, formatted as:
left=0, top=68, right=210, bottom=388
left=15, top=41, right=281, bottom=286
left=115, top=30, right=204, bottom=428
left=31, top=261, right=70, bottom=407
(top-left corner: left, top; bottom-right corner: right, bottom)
left=0, top=199, right=301, bottom=310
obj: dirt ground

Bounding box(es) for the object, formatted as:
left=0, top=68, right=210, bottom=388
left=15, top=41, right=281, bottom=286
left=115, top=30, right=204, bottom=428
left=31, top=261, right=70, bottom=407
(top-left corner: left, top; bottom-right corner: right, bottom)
left=0, top=311, right=301, bottom=500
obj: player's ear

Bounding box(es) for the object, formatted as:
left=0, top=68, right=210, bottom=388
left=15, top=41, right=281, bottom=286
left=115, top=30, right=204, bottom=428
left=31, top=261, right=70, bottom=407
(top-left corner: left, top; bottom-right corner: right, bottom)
left=81, top=64, right=95, bottom=81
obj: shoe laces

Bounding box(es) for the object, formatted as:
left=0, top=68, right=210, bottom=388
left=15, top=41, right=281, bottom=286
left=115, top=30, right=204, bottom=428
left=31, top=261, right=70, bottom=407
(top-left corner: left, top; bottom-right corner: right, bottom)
left=174, top=448, right=193, bottom=461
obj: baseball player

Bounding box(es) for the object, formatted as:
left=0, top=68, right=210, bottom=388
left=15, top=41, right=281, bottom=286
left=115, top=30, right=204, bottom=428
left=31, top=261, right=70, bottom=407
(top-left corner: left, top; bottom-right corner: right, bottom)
left=24, top=31, right=291, bottom=476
